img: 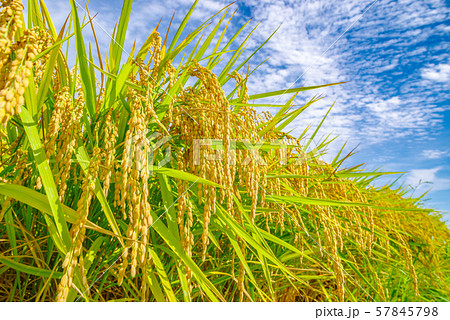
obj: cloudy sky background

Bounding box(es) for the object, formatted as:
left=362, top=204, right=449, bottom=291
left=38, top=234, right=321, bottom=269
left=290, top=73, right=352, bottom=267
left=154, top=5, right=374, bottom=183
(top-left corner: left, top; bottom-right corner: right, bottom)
left=25, top=0, right=450, bottom=224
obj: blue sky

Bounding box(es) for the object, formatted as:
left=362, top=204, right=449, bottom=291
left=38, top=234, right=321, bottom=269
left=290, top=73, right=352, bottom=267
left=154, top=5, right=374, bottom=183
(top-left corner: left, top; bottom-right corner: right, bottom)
left=26, top=0, right=450, bottom=223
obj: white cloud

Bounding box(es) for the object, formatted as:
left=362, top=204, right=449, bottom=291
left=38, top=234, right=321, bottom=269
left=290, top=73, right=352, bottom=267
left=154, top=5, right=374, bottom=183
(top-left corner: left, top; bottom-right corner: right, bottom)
left=422, top=149, right=449, bottom=160
left=406, top=167, right=450, bottom=193
left=234, top=0, right=450, bottom=156
left=421, top=63, right=450, bottom=83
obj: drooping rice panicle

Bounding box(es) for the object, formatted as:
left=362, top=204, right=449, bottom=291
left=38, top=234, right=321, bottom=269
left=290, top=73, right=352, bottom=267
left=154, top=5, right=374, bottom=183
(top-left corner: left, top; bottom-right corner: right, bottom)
left=0, top=0, right=448, bottom=303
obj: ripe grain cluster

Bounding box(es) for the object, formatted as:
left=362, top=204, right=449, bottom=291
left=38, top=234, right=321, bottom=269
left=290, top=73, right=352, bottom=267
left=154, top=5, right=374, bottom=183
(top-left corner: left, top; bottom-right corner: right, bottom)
left=0, top=0, right=448, bottom=302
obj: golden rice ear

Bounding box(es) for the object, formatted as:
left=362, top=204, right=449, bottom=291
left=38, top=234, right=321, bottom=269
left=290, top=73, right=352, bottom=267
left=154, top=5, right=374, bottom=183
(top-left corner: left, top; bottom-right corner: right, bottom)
left=0, top=26, right=40, bottom=126
left=0, top=148, right=30, bottom=220
left=1, top=0, right=448, bottom=303
left=45, top=87, right=70, bottom=159
left=99, top=108, right=119, bottom=197
left=54, top=90, right=84, bottom=203
left=55, top=147, right=100, bottom=302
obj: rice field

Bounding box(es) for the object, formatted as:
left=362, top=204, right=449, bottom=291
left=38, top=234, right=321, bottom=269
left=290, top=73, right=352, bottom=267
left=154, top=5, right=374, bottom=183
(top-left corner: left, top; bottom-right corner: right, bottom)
left=0, top=0, right=449, bottom=302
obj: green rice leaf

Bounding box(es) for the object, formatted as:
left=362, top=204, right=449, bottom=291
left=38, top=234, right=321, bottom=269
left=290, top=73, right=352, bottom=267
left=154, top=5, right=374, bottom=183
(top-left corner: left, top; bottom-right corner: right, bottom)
left=236, top=82, right=344, bottom=102
left=149, top=248, right=177, bottom=302
left=19, top=108, right=71, bottom=250
left=110, top=0, right=133, bottom=74
left=146, top=267, right=166, bottom=302
left=0, top=257, right=63, bottom=279
left=149, top=211, right=225, bottom=302
left=70, top=0, right=96, bottom=117
left=151, top=167, right=223, bottom=188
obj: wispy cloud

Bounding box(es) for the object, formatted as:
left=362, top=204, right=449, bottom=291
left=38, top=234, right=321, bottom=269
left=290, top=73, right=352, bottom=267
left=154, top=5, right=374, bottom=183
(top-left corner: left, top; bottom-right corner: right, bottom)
left=422, top=149, right=449, bottom=160
left=239, top=0, right=449, bottom=150
left=406, top=167, right=450, bottom=193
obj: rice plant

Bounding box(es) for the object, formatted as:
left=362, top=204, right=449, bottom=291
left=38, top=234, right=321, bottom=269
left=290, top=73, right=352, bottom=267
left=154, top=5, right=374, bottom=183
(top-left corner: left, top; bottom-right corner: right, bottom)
left=0, top=0, right=448, bottom=302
